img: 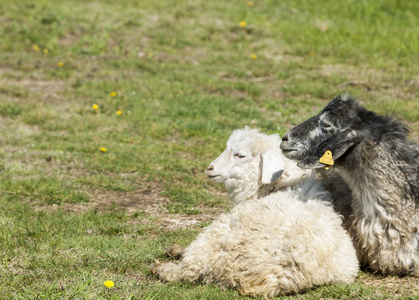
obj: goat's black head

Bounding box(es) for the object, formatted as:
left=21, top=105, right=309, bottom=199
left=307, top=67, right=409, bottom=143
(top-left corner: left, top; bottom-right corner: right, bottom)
left=280, top=94, right=373, bottom=169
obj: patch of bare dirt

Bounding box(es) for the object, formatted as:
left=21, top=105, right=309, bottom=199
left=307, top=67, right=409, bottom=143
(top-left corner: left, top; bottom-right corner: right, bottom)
left=357, top=272, right=419, bottom=298
left=0, top=78, right=68, bottom=104
left=87, top=183, right=227, bottom=229
left=87, top=185, right=170, bottom=215
left=43, top=182, right=227, bottom=230
left=0, top=118, right=42, bottom=143
left=321, top=63, right=419, bottom=100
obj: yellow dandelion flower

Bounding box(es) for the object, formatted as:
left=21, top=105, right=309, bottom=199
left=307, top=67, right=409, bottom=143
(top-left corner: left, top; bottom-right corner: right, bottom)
left=116, top=110, right=122, bottom=116
left=240, top=21, right=247, bottom=28
left=43, top=48, right=49, bottom=54
left=92, top=104, right=99, bottom=110
left=247, top=1, right=254, bottom=6
left=250, top=53, right=257, bottom=60
left=32, top=44, right=40, bottom=51
left=57, top=62, right=64, bottom=67
left=100, top=147, right=107, bottom=153
left=103, top=280, right=114, bottom=288
left=110, top=91, right=117, bottom=97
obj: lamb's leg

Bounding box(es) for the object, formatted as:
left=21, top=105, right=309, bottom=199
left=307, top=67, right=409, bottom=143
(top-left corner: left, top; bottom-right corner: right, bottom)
left=152, top=236, right=211, bottom=283
left=166, top=244, right=184, bottom=259
left=151, top=259, right=203, bottom=283
left=153, top=222, right=217, bottom=283
left=151, top=260, right=183, bottom=282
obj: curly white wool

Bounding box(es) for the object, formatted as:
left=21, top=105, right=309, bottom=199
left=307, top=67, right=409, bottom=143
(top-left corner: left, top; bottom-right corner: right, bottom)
left=153, top=127, right=358, bottom=297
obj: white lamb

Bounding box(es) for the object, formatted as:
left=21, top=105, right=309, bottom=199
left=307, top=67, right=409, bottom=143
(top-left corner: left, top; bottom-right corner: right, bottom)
left=152, top=127, right=358, bottom=297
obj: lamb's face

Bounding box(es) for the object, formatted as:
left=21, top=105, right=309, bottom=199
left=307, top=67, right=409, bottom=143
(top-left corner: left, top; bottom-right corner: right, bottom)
left=206, top=137, right=260, bottom=185
left=280, top=95, right=361, bottom=168
left=207, top=128, right=288, bottom=197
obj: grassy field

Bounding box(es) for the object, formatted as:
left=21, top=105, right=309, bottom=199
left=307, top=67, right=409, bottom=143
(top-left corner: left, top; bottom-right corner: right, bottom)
left=0, top=0, right=418, bottom=298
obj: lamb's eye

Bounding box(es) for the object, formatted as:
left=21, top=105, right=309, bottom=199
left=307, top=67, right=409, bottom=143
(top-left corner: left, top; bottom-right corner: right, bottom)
left=234, top=153, right=245, bottom=159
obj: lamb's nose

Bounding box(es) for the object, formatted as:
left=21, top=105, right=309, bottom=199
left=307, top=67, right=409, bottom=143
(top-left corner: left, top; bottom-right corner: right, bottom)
left=281, top=133, right=289, bottom=142
left=207, top=165, right=214, bottom=172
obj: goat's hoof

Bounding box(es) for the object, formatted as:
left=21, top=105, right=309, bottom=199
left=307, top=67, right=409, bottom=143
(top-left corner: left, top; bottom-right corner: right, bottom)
left=150, top=259, right=161, bottom=275
left=166, top=244, right=184, bottom=259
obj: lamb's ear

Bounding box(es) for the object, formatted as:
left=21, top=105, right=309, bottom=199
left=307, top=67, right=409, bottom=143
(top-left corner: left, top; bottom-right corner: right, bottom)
left=298, top=130, right=360, bottom=169
left=261, top=149, right=285, bottom=184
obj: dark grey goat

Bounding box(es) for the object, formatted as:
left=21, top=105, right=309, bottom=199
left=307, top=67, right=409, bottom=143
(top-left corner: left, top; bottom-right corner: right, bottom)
left=280, top=94, right=419, bottom=276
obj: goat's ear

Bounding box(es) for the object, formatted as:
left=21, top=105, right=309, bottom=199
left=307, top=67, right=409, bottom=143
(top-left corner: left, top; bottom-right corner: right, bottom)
left=261, top=149, right=285, bottom=184
left=297, top=130, right=360, bottom=169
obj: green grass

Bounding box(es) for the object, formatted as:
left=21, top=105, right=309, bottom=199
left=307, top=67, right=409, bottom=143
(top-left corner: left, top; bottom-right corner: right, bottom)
left=0, top=0, right=418, bottom=298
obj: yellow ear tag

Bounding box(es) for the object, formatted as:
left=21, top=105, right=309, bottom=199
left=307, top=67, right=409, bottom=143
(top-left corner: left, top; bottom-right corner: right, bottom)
left=319, top=150, right=334, bottom=170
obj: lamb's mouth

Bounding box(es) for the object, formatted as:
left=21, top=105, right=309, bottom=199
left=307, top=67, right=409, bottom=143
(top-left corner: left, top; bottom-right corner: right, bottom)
left=207, top=175, right=220, bottom=179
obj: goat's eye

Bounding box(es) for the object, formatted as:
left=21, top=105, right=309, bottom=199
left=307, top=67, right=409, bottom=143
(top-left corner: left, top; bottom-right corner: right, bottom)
left=234, top=153, right=245, bottom=159
left=320, top=120, right=333, bottom=131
